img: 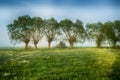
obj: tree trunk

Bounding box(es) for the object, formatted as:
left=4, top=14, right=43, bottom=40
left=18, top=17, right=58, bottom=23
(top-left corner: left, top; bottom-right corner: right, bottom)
left=25, top=42, right=29, bottom=49
left=48, top=41, right=51, bottom=48
left=34, top=43, right=38, bottom=49
left=113, top=41, right=117, bottom=48
left=34, top=40, right=38, bottom=49
left=59, top=41, right=62, bottom=48
left=69, top=42, right=73, bottom=48
left=96, top=41, right=101, bottom=48
left=96, top=37, right=101, bottom=48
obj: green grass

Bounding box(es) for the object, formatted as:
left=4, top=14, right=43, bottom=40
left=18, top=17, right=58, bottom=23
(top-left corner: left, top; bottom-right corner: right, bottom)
left=0, top=48, right=120, bottom=80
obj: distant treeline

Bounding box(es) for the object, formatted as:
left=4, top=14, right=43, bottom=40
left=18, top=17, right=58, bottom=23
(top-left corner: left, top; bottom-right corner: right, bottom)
left=7, top=15, right=120, bottom=49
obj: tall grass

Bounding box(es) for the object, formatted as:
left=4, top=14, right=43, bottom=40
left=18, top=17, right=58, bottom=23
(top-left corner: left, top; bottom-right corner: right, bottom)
left=0, top=48, right=120, bottom=80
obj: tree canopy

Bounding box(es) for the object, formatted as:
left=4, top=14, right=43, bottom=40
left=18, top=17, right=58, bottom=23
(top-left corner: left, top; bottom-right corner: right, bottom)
left=60, top=19, right=85, bottom=48
left=43, top=18, right=59, bottom=48
left=7, top=15, right=32, bottom=49
left=86, top=22, right=103, bottom=47
left=30, top=17, right=44, bottom=49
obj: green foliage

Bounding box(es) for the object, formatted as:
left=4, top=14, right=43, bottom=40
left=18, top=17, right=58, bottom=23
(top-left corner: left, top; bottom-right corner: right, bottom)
left=0, top=48, right=119, bottom=80
left=74, top=20, right=86, bottom=43
left=86, top=22, right=102, bottom=39
left=7, top=15, right=32, bottom=43
left=43, top=18, right=59, bottom=41
left=101, top=21, right=114, bottom=39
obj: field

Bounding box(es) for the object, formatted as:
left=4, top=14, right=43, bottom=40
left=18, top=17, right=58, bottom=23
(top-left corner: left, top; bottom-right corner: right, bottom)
left=0, top=48, right=120, bottom=80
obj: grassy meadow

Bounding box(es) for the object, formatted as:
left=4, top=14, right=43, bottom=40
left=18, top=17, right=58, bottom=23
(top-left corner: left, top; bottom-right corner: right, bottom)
left=0, top=48, right=120, bottom=80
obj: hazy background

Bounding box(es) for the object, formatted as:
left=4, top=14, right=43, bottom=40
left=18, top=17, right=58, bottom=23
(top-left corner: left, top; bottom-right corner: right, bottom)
left=0, top=0, right=120, bottom=47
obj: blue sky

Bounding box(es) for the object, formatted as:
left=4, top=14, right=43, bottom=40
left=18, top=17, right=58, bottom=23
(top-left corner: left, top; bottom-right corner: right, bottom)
left=0, top=0, right=120, bottom=47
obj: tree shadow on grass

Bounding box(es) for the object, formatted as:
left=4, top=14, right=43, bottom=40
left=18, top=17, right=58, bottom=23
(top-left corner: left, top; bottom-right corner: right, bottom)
left=109, top=54, right=120, bottom=80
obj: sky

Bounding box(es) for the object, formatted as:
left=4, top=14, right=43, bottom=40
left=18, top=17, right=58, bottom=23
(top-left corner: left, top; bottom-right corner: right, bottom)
left=0, top=0, right=120, bottom=47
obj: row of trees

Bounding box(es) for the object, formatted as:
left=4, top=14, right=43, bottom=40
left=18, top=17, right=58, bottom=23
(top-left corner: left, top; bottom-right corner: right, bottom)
left=86, top=21, right=120, bottom=48
left=7, top=15, right=120, bottom=49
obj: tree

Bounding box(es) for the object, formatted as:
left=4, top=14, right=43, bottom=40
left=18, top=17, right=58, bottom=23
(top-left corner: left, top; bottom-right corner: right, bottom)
left=86, top=22, right=103, bottom=47
left=59, top=41, right=66, bottom=48
left=100, top=21, right=114, bottom=47
left=101, top=21, right=120, bottom=48
left=7, top=15, right=32, bottom=49
left=60, top=19, right=85, bottom=48
left=112, top=20, right=120, bottom=47
left=43, top=18, right=59, bottom=48
left=31, top=17, right=44, bottom=49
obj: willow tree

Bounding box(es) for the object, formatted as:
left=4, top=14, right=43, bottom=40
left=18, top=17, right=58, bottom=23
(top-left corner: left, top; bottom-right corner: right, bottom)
left=60, top=19, right=85, bottom=48
left=31, top=17, right=44, bottom=49
left=43, top=18, right=59, bottom=48
left=101, top=21, right=120, bottom=48
left=7, top=15, right=32, bottom=49
left=112, top=20, right=120, bottom=48
left=86, top=22, right=103, bottom=47
left=100, top=21, right=114, bottom=47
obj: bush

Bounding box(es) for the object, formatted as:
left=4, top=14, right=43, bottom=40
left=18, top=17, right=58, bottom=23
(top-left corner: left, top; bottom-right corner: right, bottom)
left=54, top=41, right=67, bottom=48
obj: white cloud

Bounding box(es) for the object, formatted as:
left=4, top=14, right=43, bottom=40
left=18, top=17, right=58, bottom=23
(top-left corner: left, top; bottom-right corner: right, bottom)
left=28, top=5, right=65, bottom=20
left=28, top=5, right=119, bottom=23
